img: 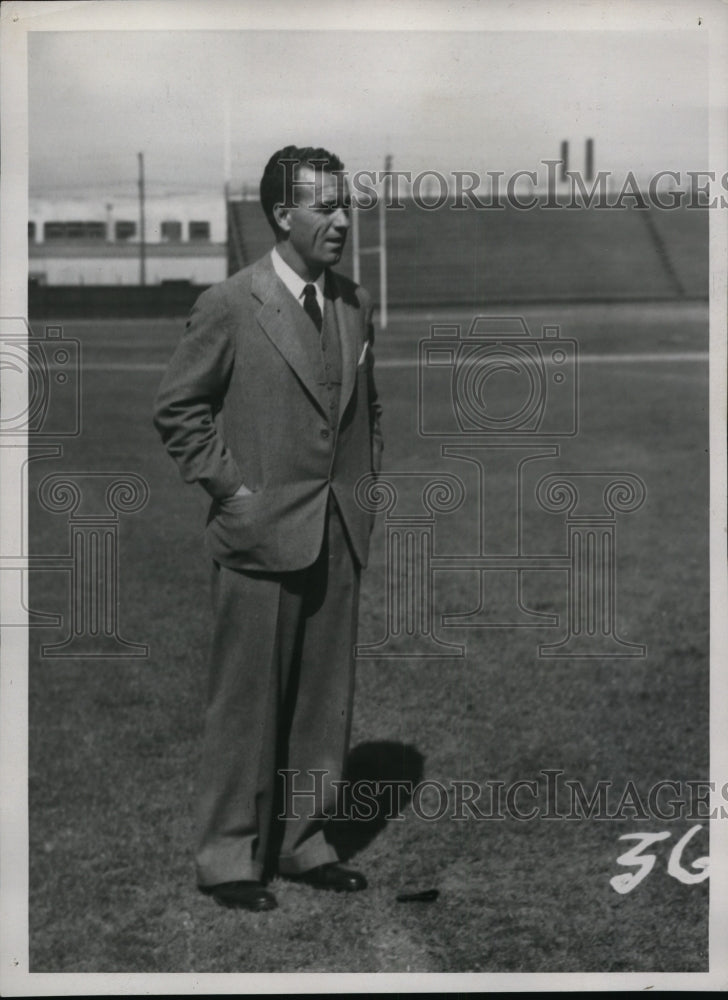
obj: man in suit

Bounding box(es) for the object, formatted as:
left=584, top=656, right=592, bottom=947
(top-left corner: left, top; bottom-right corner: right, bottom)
left=153, top=146, right=383, bottom=912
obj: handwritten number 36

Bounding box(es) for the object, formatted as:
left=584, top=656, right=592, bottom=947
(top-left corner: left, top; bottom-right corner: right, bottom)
left=610, top=825, right=709, bottom=894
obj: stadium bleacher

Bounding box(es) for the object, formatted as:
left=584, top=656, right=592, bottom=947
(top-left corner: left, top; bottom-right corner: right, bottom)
left=228, top=198, right=708, bottom=305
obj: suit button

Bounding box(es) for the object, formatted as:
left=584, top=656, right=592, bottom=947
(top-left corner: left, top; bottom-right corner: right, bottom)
left=320, top=428, right=330, bottom=439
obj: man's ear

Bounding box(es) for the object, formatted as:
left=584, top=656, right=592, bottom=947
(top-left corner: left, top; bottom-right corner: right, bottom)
left=272, top=202, right=292, bottom=234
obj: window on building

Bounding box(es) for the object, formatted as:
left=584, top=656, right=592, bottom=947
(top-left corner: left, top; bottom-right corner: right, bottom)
left=161, top=220, right=182, bottom=242
left=115, top=220, right=136, bottom=241
left=189, top=220, right=211, bottom=242
left=28, top=221, right=36, bottom=242
left=43, top=223, right=66, bottom=241
left=43, top=221, right=106, bottom=241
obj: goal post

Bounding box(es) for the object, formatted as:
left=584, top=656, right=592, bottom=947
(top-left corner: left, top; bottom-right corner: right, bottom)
left=351, top=153, right=391, bottom=330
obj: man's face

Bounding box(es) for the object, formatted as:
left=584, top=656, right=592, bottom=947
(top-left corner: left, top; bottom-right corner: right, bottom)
left=275, top=165, right=351, bottom=279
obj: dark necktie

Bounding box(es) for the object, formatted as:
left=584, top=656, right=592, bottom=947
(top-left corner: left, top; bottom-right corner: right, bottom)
left=302, top=283, right=323, bottom=334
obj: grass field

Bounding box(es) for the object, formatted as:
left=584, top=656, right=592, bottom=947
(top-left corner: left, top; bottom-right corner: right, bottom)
left=27, top=300, right=709, bottom=974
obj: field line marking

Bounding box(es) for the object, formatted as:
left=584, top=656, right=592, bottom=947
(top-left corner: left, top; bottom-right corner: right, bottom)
left=77, top=352, right=709, bottom=373
left=74, top=362, right=169, bottom=371
left=574, top=352, right=708, bottom=363
left=34, top=299, right=709, bottom=326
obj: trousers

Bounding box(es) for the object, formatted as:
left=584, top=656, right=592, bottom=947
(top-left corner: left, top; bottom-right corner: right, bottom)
left=194, top=497, right=360, bottom=886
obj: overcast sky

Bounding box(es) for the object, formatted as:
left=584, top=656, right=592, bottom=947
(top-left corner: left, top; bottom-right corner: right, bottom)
left=29, top=27, right=708, bottom=196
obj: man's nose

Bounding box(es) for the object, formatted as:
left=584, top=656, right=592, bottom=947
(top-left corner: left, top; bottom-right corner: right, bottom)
left=333, top=208, right=350, bottom=231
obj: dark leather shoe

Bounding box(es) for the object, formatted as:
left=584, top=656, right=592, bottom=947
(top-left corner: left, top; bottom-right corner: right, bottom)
left=204, top=880, right=277, bottom=911
left=285, top=862, right=367, bottom=892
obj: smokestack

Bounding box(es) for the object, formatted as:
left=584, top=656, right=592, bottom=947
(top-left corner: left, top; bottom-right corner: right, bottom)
left=560, top=140, right=569, bottom=181
left=585, top=138, right=594, bottom=181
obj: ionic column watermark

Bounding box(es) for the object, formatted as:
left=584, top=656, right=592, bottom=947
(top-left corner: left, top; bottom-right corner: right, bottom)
left=38, top=472, right=149, bottom=658
left=355, top=472, right=465, bottom=658
left=536, top=473, right=646, bottom=657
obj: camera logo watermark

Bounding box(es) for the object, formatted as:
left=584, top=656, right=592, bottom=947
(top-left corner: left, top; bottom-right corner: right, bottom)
left=357, top=314, right=646, bottom=660
left=419, top=317, right=577, bottom=438
left=0, top=318, right=149, bottom=657
left=0, top=318, right=81, bottom=438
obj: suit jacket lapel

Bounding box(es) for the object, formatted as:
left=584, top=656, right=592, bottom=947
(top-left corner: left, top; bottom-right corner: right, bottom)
left=329, top=272, right=359, bottom=427
left=252, top=254, right=329, bottom=417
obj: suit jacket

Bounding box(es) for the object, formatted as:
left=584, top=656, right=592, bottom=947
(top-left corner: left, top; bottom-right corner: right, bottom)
left=153, top=252, right=383, bottom=572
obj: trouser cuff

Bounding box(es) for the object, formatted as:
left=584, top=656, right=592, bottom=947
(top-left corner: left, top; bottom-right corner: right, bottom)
left=277, top=834, right=339, bottom=875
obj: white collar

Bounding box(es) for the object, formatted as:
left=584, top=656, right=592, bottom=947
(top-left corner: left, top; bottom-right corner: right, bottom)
left=271, top=247, right=325, bottom=311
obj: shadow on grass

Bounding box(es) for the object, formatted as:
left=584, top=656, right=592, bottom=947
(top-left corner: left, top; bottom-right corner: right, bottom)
left=325, top=740, right=424, bottom=862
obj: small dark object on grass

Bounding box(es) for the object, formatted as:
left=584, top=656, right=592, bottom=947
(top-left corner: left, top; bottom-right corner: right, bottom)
left=396, top=888, right=440, bottom=903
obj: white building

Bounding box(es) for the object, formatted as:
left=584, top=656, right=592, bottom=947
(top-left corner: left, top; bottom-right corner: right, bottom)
left=29, top=191, right=227, bottom=286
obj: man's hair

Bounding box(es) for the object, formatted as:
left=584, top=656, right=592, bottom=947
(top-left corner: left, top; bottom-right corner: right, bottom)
left=259, top=145, right=345, bottom=236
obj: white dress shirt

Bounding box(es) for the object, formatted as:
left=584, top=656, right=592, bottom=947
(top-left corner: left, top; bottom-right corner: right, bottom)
left=271, top=247, right=325, bottom=316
